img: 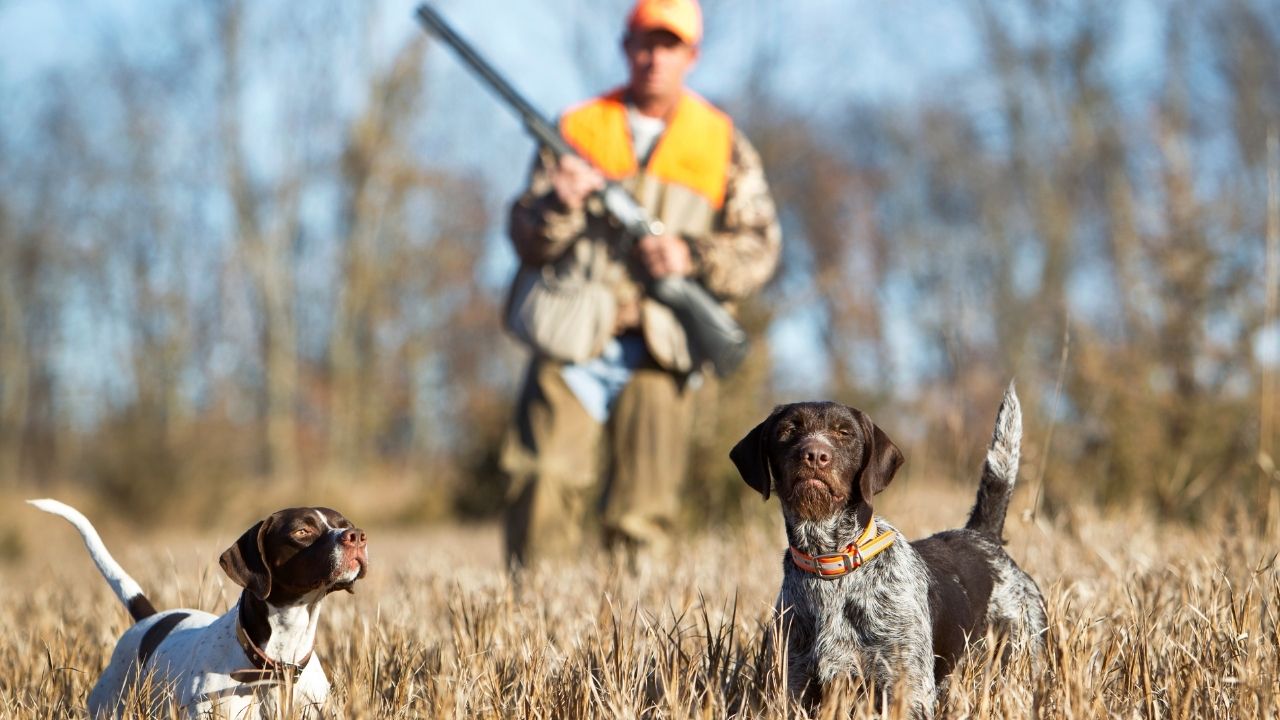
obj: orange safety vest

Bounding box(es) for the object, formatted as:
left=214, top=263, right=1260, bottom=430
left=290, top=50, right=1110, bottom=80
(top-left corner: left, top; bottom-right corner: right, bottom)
left=559, top=89, right=733, bottom=210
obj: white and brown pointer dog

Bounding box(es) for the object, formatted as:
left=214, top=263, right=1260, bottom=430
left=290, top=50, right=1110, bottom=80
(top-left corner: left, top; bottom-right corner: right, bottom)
left=731, top=384, right=1046, bottom=716
left=29, top=499, right=368, bottom=718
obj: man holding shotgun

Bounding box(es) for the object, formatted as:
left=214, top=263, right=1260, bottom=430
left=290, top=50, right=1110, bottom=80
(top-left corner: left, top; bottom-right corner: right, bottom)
left=502, top=0, right=781, bottom=567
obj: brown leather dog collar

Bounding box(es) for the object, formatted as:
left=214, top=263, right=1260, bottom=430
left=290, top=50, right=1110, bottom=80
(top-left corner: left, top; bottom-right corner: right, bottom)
left=230, top=611, right=312, bottom=684
left=789, top=521, right=896, bottom=580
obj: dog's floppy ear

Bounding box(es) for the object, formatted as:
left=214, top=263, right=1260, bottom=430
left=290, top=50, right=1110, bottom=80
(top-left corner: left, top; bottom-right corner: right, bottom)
left=219, top=516, right=275, bottom=600
left=852, top=408, right=904, bottom=499
left=730, top=409, right=780, bottom=500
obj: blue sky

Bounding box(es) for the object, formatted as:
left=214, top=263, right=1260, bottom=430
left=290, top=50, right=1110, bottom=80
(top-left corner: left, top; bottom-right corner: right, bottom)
left=0, top=0, right=1180, bottom=407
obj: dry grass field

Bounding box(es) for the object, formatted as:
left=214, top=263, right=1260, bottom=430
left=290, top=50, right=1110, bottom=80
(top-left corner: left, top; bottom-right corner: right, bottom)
left=1, top=476, right=1277, bottom=719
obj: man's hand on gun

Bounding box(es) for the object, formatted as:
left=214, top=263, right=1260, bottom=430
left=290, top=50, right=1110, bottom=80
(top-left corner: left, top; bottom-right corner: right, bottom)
left=551, top=156, right=690, bottom=280
left=636, top=233, right=692, bottom=279
left=550, top=155, right=606, bottom=210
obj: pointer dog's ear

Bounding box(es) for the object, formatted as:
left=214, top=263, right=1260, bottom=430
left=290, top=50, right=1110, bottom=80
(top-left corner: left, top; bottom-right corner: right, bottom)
left=219, top=516, right=276, bottom=600
left=730, top=408, right=782, bottom=500
left=850, top=408, right=904, bottom=500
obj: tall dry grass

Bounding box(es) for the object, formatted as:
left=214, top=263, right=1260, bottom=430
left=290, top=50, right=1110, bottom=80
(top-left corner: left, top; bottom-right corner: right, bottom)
left=1, top=476, right=1277, bottom=718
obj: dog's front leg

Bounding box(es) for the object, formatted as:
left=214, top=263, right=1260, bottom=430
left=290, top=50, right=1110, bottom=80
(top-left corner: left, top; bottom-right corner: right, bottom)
left=899, top=650, right=938, bottom=720
left=769, top=602, right=820, bottom=706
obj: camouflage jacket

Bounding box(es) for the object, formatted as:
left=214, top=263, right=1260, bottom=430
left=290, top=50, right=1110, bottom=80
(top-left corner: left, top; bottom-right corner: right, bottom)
left=508, top=127, right=782, bottom=370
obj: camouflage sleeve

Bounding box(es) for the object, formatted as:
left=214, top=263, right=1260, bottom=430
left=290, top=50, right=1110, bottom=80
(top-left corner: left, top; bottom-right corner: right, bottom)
left=507, top=146, right=587, bottom=265
left=686, top=129, right=782, bottom=301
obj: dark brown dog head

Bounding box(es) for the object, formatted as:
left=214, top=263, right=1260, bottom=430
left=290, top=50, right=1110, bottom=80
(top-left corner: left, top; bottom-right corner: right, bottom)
left=219, top=507, right=368, bottom=605
left=730, top=402, right=904, bottom=522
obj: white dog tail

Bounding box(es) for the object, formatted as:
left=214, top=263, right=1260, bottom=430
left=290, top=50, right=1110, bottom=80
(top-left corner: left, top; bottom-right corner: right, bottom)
left=27, top=499, right=158, bottom=621
left=965, top=382, right=1022, bottom=541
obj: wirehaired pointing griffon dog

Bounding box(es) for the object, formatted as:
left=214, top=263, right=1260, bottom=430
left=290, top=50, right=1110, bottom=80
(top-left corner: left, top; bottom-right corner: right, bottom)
left=731, top=384, right=1046, bottom=716
left=28, top=499, right=368, bottom=718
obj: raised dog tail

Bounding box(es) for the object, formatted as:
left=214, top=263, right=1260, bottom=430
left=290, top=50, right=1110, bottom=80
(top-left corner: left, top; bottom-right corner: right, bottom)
left=27, top=499, right=158, bottom=622
left=964, top=382, right=1022, bottom=540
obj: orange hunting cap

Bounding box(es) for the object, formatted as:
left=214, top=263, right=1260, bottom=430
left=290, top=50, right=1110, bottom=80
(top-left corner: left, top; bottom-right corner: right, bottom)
left=626, top=0, right=702, bottom=46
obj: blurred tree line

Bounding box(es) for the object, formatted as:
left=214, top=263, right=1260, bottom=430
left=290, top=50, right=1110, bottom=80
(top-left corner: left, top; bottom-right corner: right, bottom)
left=1, top=0, right=1277, bottom=527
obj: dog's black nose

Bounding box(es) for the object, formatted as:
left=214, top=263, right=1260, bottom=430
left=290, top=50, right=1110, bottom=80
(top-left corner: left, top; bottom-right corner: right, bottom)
left=801, top=440, right=831, bottom=468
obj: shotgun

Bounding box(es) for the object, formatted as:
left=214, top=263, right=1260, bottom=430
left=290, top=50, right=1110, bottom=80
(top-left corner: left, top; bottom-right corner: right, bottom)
left=414, top=3, right=749, bottom=376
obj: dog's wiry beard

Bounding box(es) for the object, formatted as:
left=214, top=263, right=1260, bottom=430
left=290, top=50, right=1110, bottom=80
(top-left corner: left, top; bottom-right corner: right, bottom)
left=785, top=476, right=846, bottom=521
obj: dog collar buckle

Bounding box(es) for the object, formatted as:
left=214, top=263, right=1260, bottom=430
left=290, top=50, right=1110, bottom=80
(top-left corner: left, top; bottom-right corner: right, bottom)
left=812, top=550, right=860, bottom=579
left=790, top=545, right=861, bottom=579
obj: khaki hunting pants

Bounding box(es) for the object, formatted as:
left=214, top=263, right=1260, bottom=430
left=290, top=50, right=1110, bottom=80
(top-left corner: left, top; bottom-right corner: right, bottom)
left=501, top=357, right=693, bottom=568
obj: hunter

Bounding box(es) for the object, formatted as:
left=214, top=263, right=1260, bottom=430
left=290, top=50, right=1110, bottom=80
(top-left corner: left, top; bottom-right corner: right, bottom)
left=502, top=0, right=782, bottom=567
